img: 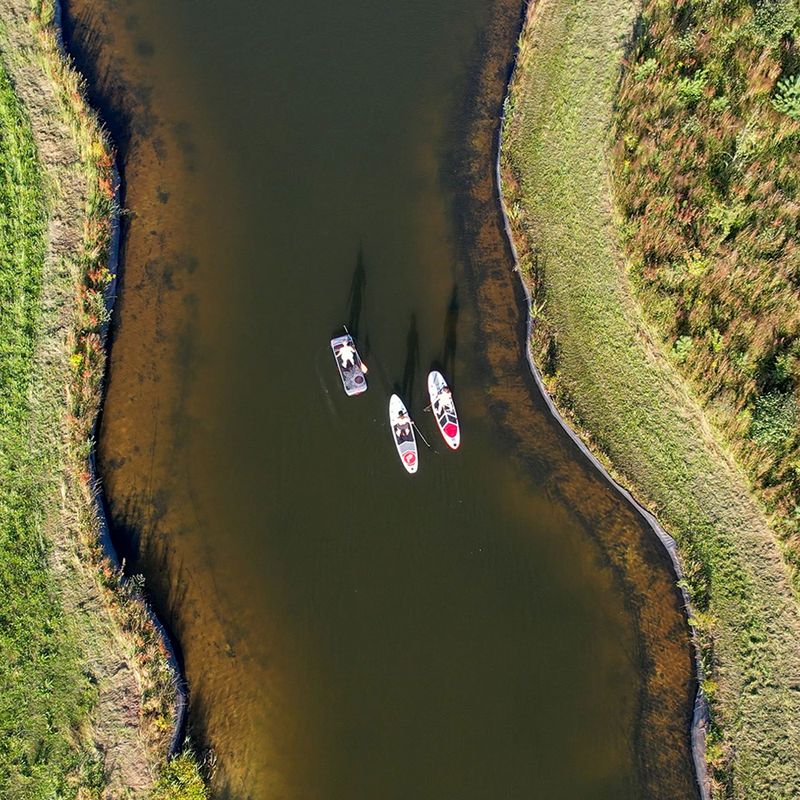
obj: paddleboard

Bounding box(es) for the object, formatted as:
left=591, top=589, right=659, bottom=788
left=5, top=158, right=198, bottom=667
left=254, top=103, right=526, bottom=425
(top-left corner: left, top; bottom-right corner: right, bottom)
left=330, top=333, right=367, bottom=396
left=427, top=370, right=460, bottom=450
left=389, top=394, right=418, bottom=474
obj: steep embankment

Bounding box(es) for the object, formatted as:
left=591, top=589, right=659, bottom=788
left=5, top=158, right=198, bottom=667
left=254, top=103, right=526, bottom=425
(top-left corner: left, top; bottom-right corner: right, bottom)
left=501, top=0, right=800, bottom=796
left=0, top=2, right=203, bottom=797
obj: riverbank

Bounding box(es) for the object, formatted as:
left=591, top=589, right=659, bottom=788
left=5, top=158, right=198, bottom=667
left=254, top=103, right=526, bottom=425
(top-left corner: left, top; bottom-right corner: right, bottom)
left=500, top=0, right=800, bottom=796
left=0, top=1, right=203, bottom=795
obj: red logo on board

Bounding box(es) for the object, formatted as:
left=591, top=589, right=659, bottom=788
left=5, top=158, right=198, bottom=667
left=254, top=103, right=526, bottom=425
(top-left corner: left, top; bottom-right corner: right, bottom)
left=403, top=451, right=417, bottom=466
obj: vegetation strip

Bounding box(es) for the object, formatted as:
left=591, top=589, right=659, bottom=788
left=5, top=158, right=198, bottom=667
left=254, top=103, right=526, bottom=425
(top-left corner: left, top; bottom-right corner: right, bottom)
left=611, top=0, right=800, bottom=555
left=500, top=0, right=800, bottom=796
left=0, top=0, right=206, bottom=796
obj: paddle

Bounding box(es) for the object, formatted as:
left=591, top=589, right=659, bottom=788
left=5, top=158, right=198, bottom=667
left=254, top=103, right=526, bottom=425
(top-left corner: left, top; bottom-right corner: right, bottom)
left=412, top=420, right=432, bottom=449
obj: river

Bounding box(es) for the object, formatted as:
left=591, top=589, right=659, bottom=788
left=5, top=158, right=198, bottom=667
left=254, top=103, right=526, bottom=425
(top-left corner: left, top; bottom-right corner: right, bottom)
left=63, top=0, right=698, bottom=796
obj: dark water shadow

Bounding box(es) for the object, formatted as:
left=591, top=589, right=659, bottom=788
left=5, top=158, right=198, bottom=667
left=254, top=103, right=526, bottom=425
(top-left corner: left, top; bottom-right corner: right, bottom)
left=400, top=312, right=420, bottom=402
left=439, top=283, right=459, bottom=383
left=346, top=246, right=367, bottom=343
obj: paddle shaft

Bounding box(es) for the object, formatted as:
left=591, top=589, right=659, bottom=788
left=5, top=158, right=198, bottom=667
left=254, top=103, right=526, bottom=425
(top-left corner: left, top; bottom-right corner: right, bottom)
left=413, top=421, right=432, bottom=449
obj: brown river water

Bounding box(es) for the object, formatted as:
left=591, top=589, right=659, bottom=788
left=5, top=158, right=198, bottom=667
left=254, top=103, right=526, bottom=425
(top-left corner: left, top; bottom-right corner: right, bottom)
left=63, top=0, right=699, bottom=796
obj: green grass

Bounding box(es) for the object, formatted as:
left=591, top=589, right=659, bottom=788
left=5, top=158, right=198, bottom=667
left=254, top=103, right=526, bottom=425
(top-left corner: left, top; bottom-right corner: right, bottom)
left=0, top=60, right=101, bottom=797
left=502, top=0, right=800, bottom=796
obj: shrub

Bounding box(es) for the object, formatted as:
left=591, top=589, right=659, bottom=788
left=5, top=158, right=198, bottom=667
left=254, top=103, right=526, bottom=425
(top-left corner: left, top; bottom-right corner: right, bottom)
left=749, top=392, right=798, bottom=449
left=634, top=57, right=658, bottom=81
left=150, top=752, right=209, bottom=800
left=752, top=0, right=800, bottom=48
left=709, top=95, right=730, bottom=114
left=676, top=69, right=708, bottom=107
left=672, top=335, right=694, bottom=364
left=772, top=73, right=800, bottom=120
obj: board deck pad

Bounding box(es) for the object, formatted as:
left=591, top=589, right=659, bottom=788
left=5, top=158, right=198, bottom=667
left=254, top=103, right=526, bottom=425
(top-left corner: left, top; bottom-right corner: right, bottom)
left=330, top=333, right=367, bottom=396
left=389, top=394, right=418, bottom=473
left=427, top=370, right=460, bottom=450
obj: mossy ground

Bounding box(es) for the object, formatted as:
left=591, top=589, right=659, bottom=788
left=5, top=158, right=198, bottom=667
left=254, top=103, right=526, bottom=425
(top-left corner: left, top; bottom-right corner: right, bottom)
left=502, top=0, right=800, bottom=795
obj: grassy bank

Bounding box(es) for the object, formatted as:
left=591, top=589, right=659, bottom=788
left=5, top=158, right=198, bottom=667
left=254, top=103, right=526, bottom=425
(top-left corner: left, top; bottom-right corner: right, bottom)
left=0, top=1, right=206, bottom=796
left=501, top=0, right=800, bottom=796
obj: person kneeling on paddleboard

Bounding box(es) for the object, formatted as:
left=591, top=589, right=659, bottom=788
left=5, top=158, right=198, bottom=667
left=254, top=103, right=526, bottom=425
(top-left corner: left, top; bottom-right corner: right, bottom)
left=434, top=385, right=452, bottom=412
left=394, top=413, right=413, bottom=443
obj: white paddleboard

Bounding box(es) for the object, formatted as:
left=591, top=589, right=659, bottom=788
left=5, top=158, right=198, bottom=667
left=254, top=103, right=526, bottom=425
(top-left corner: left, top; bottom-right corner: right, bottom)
left=427, top=370, right=460, bottom=450
left=330, top=333, right=367, bottom=396
left=389, top=394, right=418, bottom=474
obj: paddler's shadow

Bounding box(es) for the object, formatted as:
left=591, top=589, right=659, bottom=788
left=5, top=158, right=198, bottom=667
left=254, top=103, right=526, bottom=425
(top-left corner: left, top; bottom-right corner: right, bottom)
left=401, top=312, right=419, bottom=401
left=347, top=245, right=367, bottom=342
left=440, top=283, right=459, bottom=382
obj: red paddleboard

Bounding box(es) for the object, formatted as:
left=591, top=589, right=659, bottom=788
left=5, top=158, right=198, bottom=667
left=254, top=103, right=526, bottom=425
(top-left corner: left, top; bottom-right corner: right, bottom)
left=427, top=370, right=460, bottom=450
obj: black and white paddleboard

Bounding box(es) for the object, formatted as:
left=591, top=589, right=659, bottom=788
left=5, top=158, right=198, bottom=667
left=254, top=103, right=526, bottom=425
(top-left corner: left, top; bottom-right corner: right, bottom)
left=427, top=370, right=460, bottom=450
left=330, top=332, right=367, bottom=396
left=389, top=394, right=418, bottom=474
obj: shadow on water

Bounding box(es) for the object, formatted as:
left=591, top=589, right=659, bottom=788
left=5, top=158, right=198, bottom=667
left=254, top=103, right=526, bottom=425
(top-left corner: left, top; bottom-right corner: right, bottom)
left=346, top=246, right=367, bottom=343
left=400, top=312, right=420, bottom=401
left=439, top=283, right=459, bottom=383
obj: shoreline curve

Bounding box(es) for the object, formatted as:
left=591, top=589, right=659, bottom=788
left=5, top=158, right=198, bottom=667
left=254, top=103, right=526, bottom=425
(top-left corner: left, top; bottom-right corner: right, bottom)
left=53, top=0, right=188, bottom=760
left=493, top=3, right=709, bottom=797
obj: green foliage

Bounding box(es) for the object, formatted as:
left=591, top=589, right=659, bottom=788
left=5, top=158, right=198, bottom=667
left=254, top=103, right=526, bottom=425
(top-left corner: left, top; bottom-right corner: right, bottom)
left=750, top=392, right=798, bottom=448
left=752, top=0, right=800, bottom=48
left=709, top=95, right=730, bottom=113
left=634, top=57, right=658, bottom=81
left=772, top=73, right=800, bottom=120
left=150, top=753, right=209, bottom=800
left=672, top=334, right=694, bottom=363
left=675, top=68, right=708, bottom=107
